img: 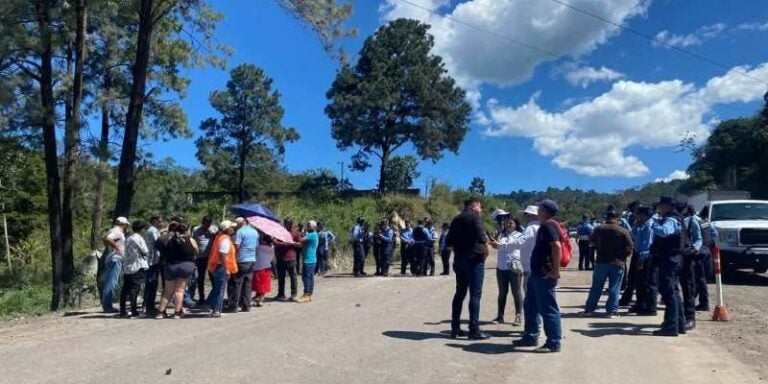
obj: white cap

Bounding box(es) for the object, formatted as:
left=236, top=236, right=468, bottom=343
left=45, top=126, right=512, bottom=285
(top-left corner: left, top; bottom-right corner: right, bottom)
left=308, top=220, right=318, bottom=229
left=522, top=205, right=539, bottom=216
left=115, top=217, right=129, bottom=225
left=235, top=217, right=246, bottom=225
left=220, top=220, right=236, bottom=231
left=491, top=209, right=509, bottom=220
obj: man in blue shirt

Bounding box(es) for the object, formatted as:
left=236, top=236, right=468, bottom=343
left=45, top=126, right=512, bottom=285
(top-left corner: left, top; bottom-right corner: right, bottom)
left=352, top=217, right=366, bottom=277
left=576, top=215, right=595, bottom=270
left=678, top=203, right=703, bottom=330
left=425, top=219, right=438, bottom=276
left=626, top=206, right=657, bottom=315
left=399, top=221, right=414, bottom=276
left=227, top=221, right=259, bottom=312
left=650, top=197, right=686, bottom=336
left=316, top=222, right=335, bottom=275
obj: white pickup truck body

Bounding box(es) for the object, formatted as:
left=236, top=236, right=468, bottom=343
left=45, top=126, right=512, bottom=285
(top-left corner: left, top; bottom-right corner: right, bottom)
left=696, top=195, right=768, bottom=274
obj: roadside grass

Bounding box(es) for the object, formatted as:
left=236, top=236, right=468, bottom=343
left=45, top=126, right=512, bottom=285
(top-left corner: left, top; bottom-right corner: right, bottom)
left=0, top=266, right=51, bottom=318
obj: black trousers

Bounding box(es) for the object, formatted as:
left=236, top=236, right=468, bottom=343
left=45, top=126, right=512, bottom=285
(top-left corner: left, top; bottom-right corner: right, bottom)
left=694, top=253, right=710, bottom=308
left=316, top=248, right=329, bottom=274
left=425, top=246, right=435, bottom=275
left=441, top=249, right=451, bottom=275
left=643, top=257, right=660, bottom=311
left=620, top=253, right=640, bottom=305
left=143, top=264, right=162, bottom=314
left=120, top=270, right=146, bottom=316
left=412, top=245, right=426, bottom=276
left=578, top=240, right=592, bottom=270
left=353, top=242, right=365, bottom=275
left=194, top=257, right=210, bottom=301
left=379, top=247, right=393, bottom=275
left=400, top=245, right=412, bottom=275
left=680, top=255, right=698, bottom=321
left=277, top=259, right=298, bottom=297
left=496, top=268, right=523, bottom=319
left=227, top=262, right=255, bottom=310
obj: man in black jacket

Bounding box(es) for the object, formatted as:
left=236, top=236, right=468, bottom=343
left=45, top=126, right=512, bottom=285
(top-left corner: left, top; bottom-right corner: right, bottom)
left=446, top=197, right=489, bottom=340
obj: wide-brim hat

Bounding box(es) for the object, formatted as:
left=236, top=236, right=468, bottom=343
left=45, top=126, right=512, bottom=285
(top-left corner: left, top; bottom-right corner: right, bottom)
left=491, top=209, right=509, bottom=220
left=522, top=205, right=539, bottom=216
left=657, top=196, right=677, bottom=206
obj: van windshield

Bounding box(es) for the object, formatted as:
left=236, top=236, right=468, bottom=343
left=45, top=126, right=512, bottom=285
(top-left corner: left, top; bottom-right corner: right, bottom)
left=711, top=202, right=768, bottom=221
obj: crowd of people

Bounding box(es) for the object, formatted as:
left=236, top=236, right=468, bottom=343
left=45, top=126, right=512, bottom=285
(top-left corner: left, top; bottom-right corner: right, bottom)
left=99, top=214, right=334, bottom=318
left=444, top=194, right=714, bottom=353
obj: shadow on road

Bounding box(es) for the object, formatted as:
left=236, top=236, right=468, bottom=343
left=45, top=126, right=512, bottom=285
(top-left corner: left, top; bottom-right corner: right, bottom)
left=423, top=320, right=495, bottom=326
left=382, top=330, right=449, bottom=341
left=571, top=322, right=657, bottom=338
left=445, top=342, right=536, bottom=354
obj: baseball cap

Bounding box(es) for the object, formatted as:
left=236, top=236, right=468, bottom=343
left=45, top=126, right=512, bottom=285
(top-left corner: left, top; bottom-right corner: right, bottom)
left=522, top=205, right=539, bottom=216
left=219, top=220, right=236, bottom=231
left=115, top=217, right=129, bottom=225
left=538, top=199, right=559, bottom=214
left=308, top=220, right=318, bottom=228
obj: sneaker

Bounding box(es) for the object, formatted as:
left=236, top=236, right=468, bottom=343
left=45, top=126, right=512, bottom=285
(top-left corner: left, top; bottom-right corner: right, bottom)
left=103, top=307, right=120, bottom=314
left=172, top=313, right=182, bottom=320
left=608, top=312, right=620, bottom=319
left=297, top=295, right=311, bottom=304
left=695, top=305, right=710, bottom=312
left=272, top=295, right=287, bottom=301
left=289, top=296, right=299, bottom=302
left=685, top=319, right=696, bottom=331
left=491, top=317, right=505, bottom=324
left=534, top=344, right=561, bottom=353
left=579, top=311, right=596, bottom=317
left=210, top=311, right=221, bottom=318
left=154, top=312, right=165, bottom=320
left=512, top=315, right=522, bottom=326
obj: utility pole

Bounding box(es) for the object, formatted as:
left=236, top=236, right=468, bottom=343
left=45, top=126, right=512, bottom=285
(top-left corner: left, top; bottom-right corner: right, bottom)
left=0, top=179, right=10, bottom=271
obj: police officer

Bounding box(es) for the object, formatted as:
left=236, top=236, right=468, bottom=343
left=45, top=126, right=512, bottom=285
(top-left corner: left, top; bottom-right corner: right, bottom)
left=650, top=197, right=686, bottom=336
left=576, top=215, right=595, bottom=271
left=352, top=217, right=366, bottom=277
left=412, top=220, right=430, bottom=276
left=425, top=218, right=438, bottom=276
left=376, top=220, right=395, bottom=276
left=678, top=203, right=703, bottom=330
left=400, top=221, right=414, bottom=276
left=627, top=205, right=655, bottom=315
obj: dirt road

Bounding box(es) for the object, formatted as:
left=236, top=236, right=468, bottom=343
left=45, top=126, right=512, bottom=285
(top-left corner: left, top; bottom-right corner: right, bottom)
left=0, top=264, right=764, bottom=384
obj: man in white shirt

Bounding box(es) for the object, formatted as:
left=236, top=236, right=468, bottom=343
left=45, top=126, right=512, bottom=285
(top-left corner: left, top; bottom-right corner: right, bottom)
left=101, top=217, right=129, bottom=312
left=121, top=221, right=149, bottom=317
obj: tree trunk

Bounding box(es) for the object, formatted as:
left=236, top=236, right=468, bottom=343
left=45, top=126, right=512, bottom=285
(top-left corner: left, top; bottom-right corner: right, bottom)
left=378, top=147, right=390, bottom=195
left=238, top=142, right=246, bottom=203
left=90, top=31, right=111, bottom=251
left=114, top=0, right=156, bottom=217
left=61, top=0, right=87, bottom=304
left=36, top=0, right=65, bottom=311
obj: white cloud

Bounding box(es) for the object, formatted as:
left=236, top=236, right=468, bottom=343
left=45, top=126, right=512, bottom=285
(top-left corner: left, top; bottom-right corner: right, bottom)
left=565, top=66, right=625, bottom=88
left=655, top=170, right=690, bottom=183
left=380, top=0, right=648, bottom=89
left=654, top=23, right=727, bottom=48
left=736, top=21, right=768, bottom=31
left=482, top=63, right=768, bottom=177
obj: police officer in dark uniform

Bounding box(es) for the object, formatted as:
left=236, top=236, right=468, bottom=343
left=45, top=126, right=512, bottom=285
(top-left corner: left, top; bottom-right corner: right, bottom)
left=650, top=197, right=686, bottom=336
left=352, top=217, right=366, bottom=277
left=412, top=220, right=430, bottom=276
left=678, top=203, right=703, bottom=330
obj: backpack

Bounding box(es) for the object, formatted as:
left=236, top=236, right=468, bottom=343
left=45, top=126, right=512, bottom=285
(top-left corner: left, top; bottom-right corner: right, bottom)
left=548, top=220, right=572, bottom=267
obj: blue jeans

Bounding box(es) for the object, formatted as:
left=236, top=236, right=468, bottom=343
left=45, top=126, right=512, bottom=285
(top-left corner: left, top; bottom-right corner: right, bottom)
left=522, top=274, right=562, bottom=348
left=101, top=257, right=122, bottom=310
left=206, top=266, right=229, bottom=312
left=451, top=257, right=485, bottom=332
left=585, top=263, right=625, bottom=313
left=303, top=263, right=316, bottom=295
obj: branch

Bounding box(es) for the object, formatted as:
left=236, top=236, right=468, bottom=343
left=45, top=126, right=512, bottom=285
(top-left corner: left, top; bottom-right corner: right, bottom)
left=9, top=58, right=41, bottom=81
left=151, top=0, right=180, bottom=26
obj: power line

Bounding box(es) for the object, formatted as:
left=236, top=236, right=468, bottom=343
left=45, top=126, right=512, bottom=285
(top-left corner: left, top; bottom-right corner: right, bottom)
left=394, top=0, right=562, bottom=60
left=393, top=0, right=768, bottom=86
left=546, top=0, right=767, bottom=85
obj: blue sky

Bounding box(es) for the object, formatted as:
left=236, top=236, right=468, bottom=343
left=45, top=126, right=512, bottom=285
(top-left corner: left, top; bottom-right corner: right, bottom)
left=149, top=0, right=768, bottom=194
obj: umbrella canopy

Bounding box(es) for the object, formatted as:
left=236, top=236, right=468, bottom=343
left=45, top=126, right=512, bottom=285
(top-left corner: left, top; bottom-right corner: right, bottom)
left=231, top=203, right=280, bottom=223
left=247, top=216, right=293, bottom=243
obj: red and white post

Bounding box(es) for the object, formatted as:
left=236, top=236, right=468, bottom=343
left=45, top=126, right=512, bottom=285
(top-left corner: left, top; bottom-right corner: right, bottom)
left=711, top=245, right=731, bottom=321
